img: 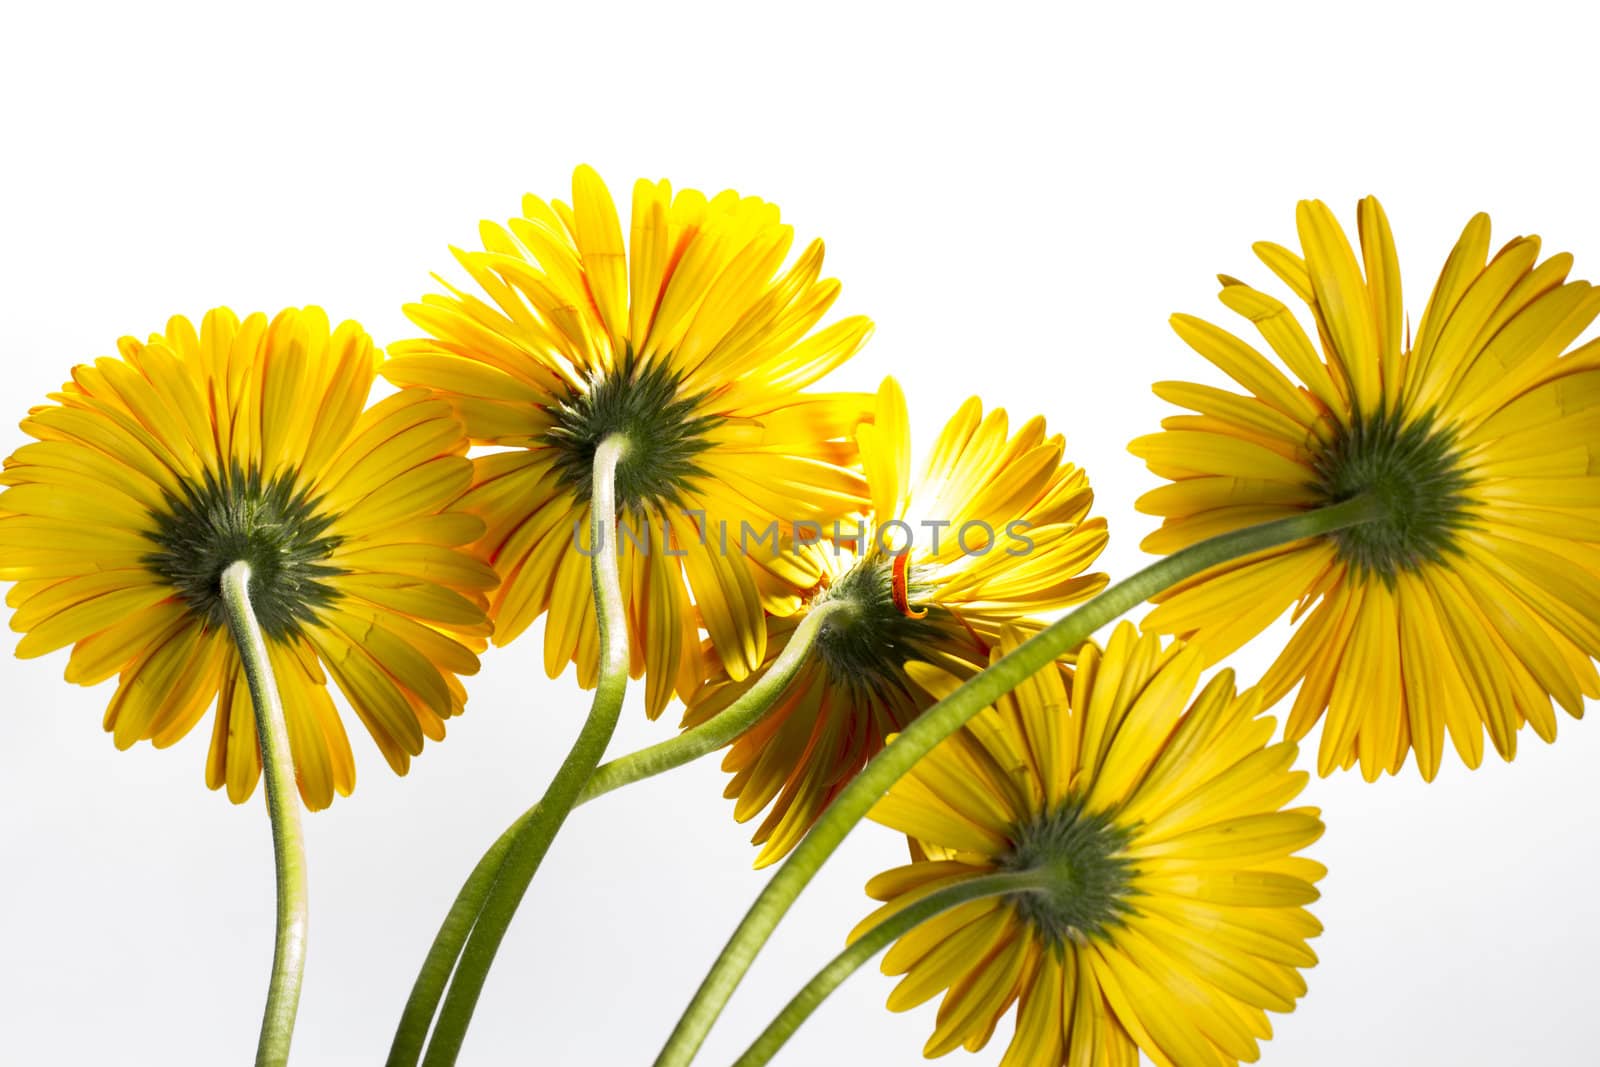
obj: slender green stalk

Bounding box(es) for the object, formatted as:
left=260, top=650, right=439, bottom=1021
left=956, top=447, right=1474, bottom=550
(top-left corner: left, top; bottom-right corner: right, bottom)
left=417, top=436, right=632, bottom=1067
left=580, top=598, right=855, bottom=803
left=220, top=561, right=309, bottom=1067
left=387, top=590, right=849, bottom=1065
left=385, top=811, right=533, bottom=1067
left=731, top=870, right=1049, bottom=1067
left=655, top=494, right=1383, bottom=1067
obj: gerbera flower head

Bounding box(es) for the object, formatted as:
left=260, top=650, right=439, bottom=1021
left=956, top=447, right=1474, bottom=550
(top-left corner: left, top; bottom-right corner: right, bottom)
left=861, top=622, right=1324, bottom=1066
left=684, top=378, right=1109, bottom=866
left=1130, top=197, right=1600, bottom=780
left=382, top=166, right=876, bottom=717
left=0, top=308, right=496, bottom=810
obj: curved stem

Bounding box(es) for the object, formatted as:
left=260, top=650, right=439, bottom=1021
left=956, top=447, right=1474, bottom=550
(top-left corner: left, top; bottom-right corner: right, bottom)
left=731, top=870, right=1048, bottom=1067
left=418, top=435, right=631, bottom=1067
left=580, top=598, right=855, bottom=803
left=387, top=589, right=848, bottom=1064
left=655, top=494, right=1383, bottom=1067
left=384, top=811, right=533, bottom=1067
left=220, top=561, right=309, bottom=1067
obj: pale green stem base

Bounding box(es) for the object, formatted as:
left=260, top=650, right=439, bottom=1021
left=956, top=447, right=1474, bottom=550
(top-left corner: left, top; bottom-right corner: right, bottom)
left=655, top=494, right=1382, bottom=1067
left=220, top=561, right=308, bottom=1067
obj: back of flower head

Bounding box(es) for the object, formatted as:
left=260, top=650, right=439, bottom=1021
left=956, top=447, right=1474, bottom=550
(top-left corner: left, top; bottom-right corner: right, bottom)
left=859, top=622, right=1324, bottom=1066
left=0, top=306, right=495, bottom=809
left=1131, top=197, right=1600, bottom=781
left=382, top=165, right=878, bottom=719
left=683, top=376, right=1111, bottom=867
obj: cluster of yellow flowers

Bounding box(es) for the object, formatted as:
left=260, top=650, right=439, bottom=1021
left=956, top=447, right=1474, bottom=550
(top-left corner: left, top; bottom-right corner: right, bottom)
left=3, top=169, right=1597, bottom=1067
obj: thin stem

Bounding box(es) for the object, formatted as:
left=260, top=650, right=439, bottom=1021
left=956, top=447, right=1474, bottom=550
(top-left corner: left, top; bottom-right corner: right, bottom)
left=387, top=587, right=848, bottom=1065
left=655, top=494, right=1383, bottom=1067
left=417, top=435, right=632, bottom=1067
left=580, top=598, right=855, bottom=803
left=384, top=811, right=533, bottom=1067
left=731, top=870, right=1049, bottom=1067
left=220, top=561, right=309, bottom=1067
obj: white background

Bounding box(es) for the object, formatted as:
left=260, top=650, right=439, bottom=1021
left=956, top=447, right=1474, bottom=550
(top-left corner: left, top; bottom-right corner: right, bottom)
left=2, top=2, right=1597, bottom=1064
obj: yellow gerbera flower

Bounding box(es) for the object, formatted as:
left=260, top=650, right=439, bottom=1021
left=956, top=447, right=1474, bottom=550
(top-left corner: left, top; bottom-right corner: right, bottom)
left=1130, top=198, right=1600, bottom=780
left=683, top=378, right=1109, bottom=866
left=860, top=622, right=1324, bottom=1066
left=382, top=166, right=874, bottom=717
left=0, top=308, right=495, bottom=810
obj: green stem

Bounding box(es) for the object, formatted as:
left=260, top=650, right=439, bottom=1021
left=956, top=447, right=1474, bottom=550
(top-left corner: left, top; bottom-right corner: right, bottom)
left=579, top=598, right=855, bottom=803
left=655, top=494, right=1383, bottom=1067
left=417, top=435, right=631, bottom=1067
left=731, top=870, right=1049, bottom=1067
left=220, top=561, right=309, bottom=1067
left=384, top=812, right=532, bottom=1067
left=387, top=587, right=849, bottom=1065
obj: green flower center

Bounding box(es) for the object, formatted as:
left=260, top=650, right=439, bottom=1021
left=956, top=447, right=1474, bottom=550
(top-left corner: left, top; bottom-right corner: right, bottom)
left=810, top=554, right=946, bottom=697
left=547, top=351, right=716, bottom=512
left=1311, top=408, right=1473, bottom=581
left=1001, top=798, right=1135, bottom=948
left=144, top=463, right=343, bottom=641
